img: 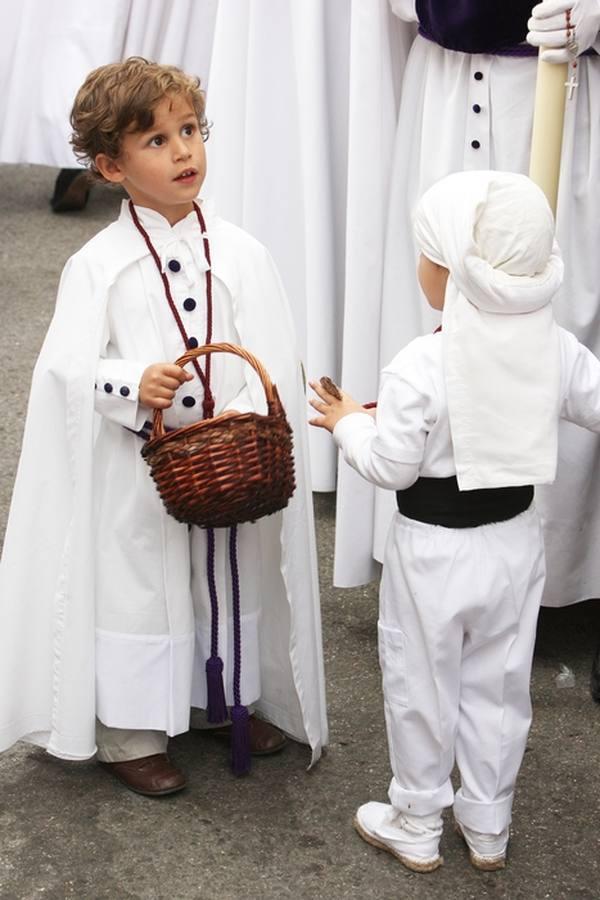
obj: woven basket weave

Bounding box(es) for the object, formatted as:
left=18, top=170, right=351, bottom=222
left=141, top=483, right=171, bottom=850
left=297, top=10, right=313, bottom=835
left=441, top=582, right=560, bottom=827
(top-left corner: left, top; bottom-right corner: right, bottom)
left=141, top=343, right=296, bottom=528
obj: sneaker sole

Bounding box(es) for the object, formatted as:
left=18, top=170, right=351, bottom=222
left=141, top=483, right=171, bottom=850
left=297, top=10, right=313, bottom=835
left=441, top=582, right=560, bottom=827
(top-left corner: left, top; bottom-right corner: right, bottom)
left=454, top=822, right=506, bottom=871
left=353, top=816, right=443, bottom=873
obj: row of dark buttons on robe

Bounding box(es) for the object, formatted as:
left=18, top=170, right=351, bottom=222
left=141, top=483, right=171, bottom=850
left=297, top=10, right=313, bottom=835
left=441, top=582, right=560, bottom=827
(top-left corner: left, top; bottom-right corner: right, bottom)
left=97, top=382, right=131, bottom=397
left=182, top=296, right=199, bottom=348
left=169, top=263, right=199, bottom=404
left=97, top=380, right=198, bottom=407
left=471, top=71, right=483, bottom=150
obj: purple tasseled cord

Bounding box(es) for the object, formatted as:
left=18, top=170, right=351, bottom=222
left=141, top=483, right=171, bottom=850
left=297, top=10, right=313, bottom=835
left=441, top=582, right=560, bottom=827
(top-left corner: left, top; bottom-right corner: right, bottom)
left=229, top=525, right=251, bottom=775
left=205, top=526, right=228, bottom=723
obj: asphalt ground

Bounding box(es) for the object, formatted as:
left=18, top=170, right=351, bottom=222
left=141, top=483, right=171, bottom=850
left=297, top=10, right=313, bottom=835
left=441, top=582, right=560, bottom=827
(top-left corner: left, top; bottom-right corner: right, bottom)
left=0, top=164, right=599, bottom=900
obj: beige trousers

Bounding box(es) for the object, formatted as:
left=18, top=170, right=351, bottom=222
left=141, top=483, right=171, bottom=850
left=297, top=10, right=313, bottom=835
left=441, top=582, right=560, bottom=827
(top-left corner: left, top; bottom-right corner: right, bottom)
left=95, top=719, right=167, bottom=763
left=95, top=707, right=253, bottom=762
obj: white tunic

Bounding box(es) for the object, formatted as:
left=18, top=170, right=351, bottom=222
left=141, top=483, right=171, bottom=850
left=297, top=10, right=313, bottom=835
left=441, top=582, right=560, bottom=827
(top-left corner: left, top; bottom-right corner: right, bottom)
left=336, top=3, right=600, bottom=609
left=0, top=201, right=328, bottom=762
left=93, top=204, right=259, bottom=731
left=334, top=328, right=600, bottom=491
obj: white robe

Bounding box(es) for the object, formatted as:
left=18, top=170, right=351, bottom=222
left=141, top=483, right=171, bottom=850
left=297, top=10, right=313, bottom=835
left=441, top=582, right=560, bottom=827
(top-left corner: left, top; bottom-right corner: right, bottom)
left=204, top=0, right=352, bottom=491
left=336, top=3, right=600, bottom=608
left=0, top=201, right=328, bottom=763
left=0, top=0, right=218, bottom=168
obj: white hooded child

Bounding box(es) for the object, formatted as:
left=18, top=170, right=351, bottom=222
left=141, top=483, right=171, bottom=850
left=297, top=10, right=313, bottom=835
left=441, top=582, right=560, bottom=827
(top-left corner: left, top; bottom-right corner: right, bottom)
left=310, top=170, right=600, bottom=872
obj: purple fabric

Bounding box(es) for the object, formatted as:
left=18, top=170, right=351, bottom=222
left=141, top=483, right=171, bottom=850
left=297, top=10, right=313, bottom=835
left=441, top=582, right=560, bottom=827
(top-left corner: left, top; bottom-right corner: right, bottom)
left=416, top=0, right=534, bottom=54
left=229, top=525, right=251, bottom=775
left=205, top=527, right=228, bottom=724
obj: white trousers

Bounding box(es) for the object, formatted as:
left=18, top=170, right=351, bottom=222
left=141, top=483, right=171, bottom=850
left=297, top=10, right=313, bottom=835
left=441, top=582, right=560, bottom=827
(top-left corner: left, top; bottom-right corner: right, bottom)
left=378, top=505, right=545, bottom=835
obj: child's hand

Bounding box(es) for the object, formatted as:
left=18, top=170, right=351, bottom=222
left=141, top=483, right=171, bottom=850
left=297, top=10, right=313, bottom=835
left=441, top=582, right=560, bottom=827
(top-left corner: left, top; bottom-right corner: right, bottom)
left=139, top=363, right=193, bottom=409
left=308, top=380, right=370, bottom=433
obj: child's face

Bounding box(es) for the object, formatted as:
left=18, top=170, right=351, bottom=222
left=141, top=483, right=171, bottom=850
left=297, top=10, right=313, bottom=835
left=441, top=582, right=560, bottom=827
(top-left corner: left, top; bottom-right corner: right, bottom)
left=417, top=253, right=449, bottom=310
left=95, top=93, right=206, bottom=225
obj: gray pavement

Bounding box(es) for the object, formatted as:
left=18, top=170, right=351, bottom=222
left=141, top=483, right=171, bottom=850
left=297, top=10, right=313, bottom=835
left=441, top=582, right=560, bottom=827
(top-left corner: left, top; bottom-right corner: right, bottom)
left=0, top=164, right=599, bottom=900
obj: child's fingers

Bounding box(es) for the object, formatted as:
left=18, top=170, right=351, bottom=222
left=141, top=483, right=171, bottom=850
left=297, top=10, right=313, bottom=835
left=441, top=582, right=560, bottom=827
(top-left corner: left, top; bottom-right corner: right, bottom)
left=308, top=380, right=333, bottom=402
left=158, top=375, right=185, bottom=392
left=319, top=375, right=342, bottom=400
left=161, top=364, right=193, bottom=383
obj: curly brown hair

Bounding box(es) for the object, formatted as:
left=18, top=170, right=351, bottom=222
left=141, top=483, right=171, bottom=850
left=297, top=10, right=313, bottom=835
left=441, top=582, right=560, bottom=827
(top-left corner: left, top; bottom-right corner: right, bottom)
left=70, top=57, right=210, bottom=182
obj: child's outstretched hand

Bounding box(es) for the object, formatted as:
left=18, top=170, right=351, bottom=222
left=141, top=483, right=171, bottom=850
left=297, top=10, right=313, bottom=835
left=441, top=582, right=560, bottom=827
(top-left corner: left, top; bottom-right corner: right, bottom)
left=309, top=378, right=370, bottom=433
left=139, top=363, right=194, bottom=409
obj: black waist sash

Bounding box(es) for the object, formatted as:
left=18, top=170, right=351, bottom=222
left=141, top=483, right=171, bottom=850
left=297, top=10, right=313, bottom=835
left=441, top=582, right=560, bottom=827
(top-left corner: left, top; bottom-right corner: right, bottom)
left=396, top=476, right=533, bottom=528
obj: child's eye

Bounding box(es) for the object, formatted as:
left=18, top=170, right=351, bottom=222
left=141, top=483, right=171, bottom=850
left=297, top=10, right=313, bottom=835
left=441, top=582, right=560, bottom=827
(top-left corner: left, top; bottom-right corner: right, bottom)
left=182, top=123, right=196, bottom=137
left=149, top=135, right=164, bottom=147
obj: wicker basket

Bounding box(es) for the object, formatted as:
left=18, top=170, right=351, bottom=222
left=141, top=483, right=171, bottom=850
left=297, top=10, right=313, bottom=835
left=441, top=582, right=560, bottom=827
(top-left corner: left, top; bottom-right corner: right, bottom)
left=141, top=343, right=296, bottom=528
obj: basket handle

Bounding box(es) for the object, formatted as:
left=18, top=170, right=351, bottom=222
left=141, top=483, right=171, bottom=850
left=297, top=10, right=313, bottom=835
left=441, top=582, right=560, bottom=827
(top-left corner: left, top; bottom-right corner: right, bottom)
left=149, top=342, right=282, bottom=440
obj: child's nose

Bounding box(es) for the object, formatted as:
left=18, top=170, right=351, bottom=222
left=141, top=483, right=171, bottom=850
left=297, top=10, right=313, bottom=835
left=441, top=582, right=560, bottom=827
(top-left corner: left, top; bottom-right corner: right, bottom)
left=173, top=138, right=191, bottom=159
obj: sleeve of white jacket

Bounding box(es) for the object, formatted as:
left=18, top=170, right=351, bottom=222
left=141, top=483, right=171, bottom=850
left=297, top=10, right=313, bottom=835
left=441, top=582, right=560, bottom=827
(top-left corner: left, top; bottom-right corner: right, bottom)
left=332, top=369, right=428, bottom=490
left=560, top=328, right=600, bottom=431
left=93, top=315, right=148, bottom=430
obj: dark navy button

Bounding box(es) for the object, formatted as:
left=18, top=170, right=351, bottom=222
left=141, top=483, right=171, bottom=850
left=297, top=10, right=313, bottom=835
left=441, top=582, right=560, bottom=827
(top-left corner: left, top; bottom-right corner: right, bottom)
left=471, top=139, right=481, bottom=149
left=187, top=336, right=199, bottom=349
left=120, top=385, right=130, bottom=397
left=182, top=396, right=196, bottom=408
left=183, top=297, right=196, bottom=311
left=474, top=71, right=483, bottom=81
left=168, top=259, right=181, bottom=272
left=104, top=383, right=113, bottom=393
left=473, top=104, right=481, bottom=113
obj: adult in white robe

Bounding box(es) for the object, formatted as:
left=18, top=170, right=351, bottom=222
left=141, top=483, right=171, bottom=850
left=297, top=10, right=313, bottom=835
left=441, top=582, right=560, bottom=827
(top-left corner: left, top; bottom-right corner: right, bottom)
left=0, top=200, right=328, bottom=764
left=335, top=0, right=600, bottom=610
left=203, top=0, right=352, bottom=491
left=0, top=0, right=218, bottom=168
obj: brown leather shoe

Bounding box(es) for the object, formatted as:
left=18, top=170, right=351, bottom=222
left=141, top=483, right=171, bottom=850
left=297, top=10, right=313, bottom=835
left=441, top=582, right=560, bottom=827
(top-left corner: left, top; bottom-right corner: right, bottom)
left=209, top=715, right=287, bottom=756
left=100, top=753, right=186, bottom=796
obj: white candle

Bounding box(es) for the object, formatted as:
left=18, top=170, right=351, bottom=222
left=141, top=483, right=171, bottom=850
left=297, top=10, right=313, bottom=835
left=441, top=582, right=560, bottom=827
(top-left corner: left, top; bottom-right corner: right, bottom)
left=528, top=56, right=568, bottom=216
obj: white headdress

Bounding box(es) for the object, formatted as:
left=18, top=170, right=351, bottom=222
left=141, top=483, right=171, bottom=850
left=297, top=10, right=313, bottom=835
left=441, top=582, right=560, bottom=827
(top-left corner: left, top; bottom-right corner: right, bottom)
left=414, top=171, right=563, bottom=491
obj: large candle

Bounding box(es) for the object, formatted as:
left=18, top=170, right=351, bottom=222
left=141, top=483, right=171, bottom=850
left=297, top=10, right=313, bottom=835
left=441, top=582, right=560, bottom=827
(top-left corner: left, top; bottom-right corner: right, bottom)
left=528, top=57, right=568, bottom=216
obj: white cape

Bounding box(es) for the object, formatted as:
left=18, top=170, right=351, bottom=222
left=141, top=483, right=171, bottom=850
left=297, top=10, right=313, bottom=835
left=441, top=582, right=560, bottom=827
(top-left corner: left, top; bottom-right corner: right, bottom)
left=0, top=206, right=328, bottom=763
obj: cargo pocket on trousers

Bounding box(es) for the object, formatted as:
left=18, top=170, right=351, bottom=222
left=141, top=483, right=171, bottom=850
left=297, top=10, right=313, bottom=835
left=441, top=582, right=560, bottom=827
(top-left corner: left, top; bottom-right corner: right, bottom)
left=377, top=622, right=409, bottom=708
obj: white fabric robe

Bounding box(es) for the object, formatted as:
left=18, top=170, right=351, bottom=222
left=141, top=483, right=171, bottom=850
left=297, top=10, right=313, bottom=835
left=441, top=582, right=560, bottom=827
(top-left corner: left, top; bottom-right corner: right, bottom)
left=0, top=202, right=328, bottom=763
left=0, top=0, right=218, bottom=168
left=335, top=2, right=600, bottom=608
left=204, top=0, right=351, bottom=491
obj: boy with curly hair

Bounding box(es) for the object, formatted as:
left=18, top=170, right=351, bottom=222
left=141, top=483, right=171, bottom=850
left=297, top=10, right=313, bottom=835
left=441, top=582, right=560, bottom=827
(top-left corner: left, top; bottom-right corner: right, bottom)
left=0, top=58, right=327, bottom=794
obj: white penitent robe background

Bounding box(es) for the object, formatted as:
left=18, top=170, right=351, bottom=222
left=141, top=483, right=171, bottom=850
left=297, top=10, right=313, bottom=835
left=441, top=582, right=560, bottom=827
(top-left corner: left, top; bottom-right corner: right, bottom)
left=2, top=0, right=600, bottom=607
left=0, top=0, right=218, bottom=168
left=204, top=0, right=351, bottom=490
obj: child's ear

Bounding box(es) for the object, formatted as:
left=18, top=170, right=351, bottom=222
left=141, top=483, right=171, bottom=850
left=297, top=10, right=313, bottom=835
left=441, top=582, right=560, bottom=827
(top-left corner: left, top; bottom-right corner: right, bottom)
left=95, top=153, right=126, bottom=184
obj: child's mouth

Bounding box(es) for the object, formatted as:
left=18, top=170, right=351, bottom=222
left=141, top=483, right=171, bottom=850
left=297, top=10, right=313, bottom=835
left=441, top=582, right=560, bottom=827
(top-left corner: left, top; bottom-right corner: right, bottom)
left=174, top=169, right=197, bottom=183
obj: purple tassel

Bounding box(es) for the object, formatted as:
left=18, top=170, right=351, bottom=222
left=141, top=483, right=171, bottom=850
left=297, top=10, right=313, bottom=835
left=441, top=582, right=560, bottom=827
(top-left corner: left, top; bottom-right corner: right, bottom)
left=206, top=655, right=228, bottom=724
left=230, top=704, right=251, bottom=776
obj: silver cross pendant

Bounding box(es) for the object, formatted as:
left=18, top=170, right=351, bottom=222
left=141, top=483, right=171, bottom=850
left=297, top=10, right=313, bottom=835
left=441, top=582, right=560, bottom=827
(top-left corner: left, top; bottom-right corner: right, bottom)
left=565, top=73, right=579, bottom=100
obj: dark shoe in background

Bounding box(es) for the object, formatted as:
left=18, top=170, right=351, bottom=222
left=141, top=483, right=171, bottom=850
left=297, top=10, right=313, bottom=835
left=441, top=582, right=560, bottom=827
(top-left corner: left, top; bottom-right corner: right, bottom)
left=591, top=641, right=600, bottom=703
left=50, top=168, right=91, bottom=212
left=209, top=715, right=287, bottom=755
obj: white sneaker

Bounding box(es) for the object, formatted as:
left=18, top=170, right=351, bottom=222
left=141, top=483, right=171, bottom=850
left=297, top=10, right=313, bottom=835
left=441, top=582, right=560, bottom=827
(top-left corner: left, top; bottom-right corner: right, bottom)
left=454, top=820, right=508, bottom=871
left=353, top=801, right=443, bottom=873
